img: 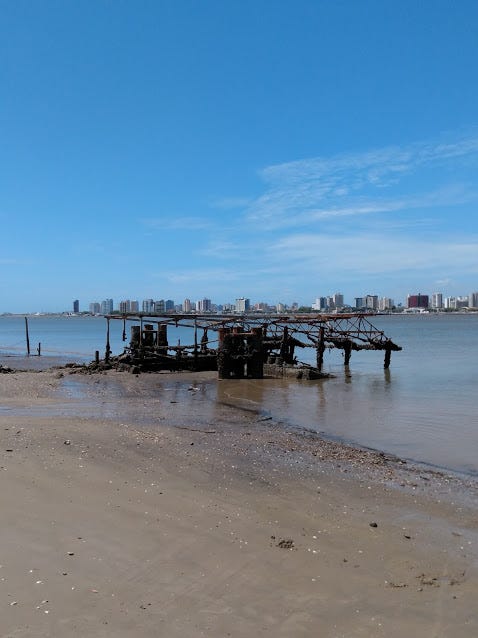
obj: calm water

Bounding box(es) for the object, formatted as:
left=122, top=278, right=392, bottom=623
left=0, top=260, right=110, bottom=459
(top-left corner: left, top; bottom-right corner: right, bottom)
left=1, top=314, right=478, bottom=476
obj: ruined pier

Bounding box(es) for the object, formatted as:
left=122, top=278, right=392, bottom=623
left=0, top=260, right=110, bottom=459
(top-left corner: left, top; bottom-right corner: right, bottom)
left=102, top=313, right=402, bottom=379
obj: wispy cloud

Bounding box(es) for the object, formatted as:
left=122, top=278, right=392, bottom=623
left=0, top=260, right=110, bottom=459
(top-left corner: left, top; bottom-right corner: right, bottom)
left=245, top=131, right=478, bottom=229
left=267, top=232, right=478, bottom=276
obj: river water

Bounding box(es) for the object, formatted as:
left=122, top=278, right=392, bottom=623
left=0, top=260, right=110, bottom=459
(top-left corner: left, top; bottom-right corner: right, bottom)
left=1, top=313, right=477, bottom=476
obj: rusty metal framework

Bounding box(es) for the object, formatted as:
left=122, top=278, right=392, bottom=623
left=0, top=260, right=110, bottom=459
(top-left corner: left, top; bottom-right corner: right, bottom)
left=103, top=313, right=401, bottom=377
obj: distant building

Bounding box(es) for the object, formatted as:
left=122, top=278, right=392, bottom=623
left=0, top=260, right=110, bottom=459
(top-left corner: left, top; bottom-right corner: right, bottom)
left=333, top=292, right=344, bottom=309
left=155, top=299, right=165, bottom=314
left=142, top=299, right=155, bottom=313
left=89, top=302, right=101, bottom=314
left=354, top=297, right=365, bottom=310
left=182, top=298, right=192, bottom=312
left=378, top=297, right=394, bottom=311
left=407, top=293, right=429, bottom=309
left=470, top=292, right=478, bottom=308
left=101, top=299, right=114, bottom=315
left=365, top=295, right=378, bottom=311
left=130, top=300, right=139, bottom=313
left=235, top=297, right=250, bottom=313
left=444, top=296, right=455, bottom=309
left=431, top=293, right=443, bottom=309
left=73, top=299, right=79, bottom=313
left=119, top=300, right=131, bottom=313
left=197, top=298, right=212, bottom=313
left=254, top=302, right=272, bottom=312
left=165, top=299, right=175, bottom=312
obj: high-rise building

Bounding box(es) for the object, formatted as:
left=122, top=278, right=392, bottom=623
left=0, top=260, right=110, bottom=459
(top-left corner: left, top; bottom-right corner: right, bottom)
left=378, top=297, right=394, bottom=311
left=73, top=299, right=79, bottom=313
left=142, top=299, right=155, bottom=313
left=470, top=292, right=478, bottom=308
left=155, top=299, right=165, bottom=314
left=197, top=298, right=212, bottom=313
left=89, top=302, right=101, bottom=314
left=456, top=296, right=469, bottom=309
left=431, top=293, right=443, bottom=309
left=235, top=297, right=250, bottom=313
left=130, top=300, right=139, bottom=313
left=101, top=299, right=114, bottom=315
left=183, top=298, right=192, bottom=312
left=165, top=299, right=175, bottom=312
left=407, top=293, right=429, bottom=309
left=444, top=296, right=455, bottom=309
left=119, top=300, right=131, bottom=313
left=354, top=297, right=365, bottom=309
left=365, top=295, right=378, bottom=311
left=332, top=292, right=344, bottom=309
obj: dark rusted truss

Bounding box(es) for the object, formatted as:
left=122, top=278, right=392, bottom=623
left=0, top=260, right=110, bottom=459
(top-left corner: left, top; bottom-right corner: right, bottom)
left=103, top=313, right=402, bottom=379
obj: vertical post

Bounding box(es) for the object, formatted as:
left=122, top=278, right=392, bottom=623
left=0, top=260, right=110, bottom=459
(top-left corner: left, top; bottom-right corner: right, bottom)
left=247, top=327, right=263, bottom=378
left=105, top=317, right=111, bottom=363
left=217, top=328, right=231, bottom=379
left=95, top=350, right=100, bottom=364
left=316, top=326, right=325, bottom=371
left=384, top=346, right=392, bottom=369
left=343, top=340, right=352, bottom=366
left=157, top=324, right=168, bottom=352
left=24, top=316, right=30, bottom=356
left=232, top=327, right=245, bottom=378
left=280, top=326, right=290, bottom=363
left=193, top=318, right=198, bottom=369
left=37, top=342, right=41, bottom=356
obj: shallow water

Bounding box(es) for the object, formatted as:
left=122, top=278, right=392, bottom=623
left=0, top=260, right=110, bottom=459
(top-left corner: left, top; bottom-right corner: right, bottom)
left=1, top=313, right=478, bottom=476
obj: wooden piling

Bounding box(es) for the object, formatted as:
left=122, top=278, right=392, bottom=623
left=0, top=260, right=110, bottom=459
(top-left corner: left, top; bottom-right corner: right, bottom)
left=217, top=328, right=231, bottom=379
left=143, top=324, right=155, bottom=347
left=247, top=327, right=263, bottom=378
left=316, top=326, right=325, bottom=371
left=24, top=317, right=30, bottom=356
left=384, top=346, right=392, bottom=369
left=105, top=318, right=111, bottom=362
left=193, top=318, right=198, bottom=369
left=130, top=325, right=141, bottom=348
left=344, top=340, right=352, bottom=366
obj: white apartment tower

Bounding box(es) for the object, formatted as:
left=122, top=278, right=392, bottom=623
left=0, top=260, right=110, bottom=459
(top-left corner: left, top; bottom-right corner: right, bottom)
left=431, top=293, right=443, bottom=309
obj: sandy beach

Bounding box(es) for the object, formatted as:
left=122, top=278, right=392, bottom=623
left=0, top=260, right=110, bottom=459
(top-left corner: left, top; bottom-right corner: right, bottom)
left=1, top=367, right=477, bottom=637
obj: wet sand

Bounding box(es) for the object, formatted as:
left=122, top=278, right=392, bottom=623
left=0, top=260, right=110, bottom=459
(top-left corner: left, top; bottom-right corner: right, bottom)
left=1, top=368, right=477, bottom=637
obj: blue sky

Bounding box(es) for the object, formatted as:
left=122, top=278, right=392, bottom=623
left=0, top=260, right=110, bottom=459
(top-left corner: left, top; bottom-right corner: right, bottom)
left=1, top=0, right=478, bottom=312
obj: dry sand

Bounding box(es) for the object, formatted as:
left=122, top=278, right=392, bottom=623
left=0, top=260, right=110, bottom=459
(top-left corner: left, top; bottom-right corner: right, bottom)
left=0, top=368, right=477, bottom=637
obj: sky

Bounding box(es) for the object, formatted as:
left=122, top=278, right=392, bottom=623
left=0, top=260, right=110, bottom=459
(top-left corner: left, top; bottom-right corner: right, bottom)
left=1, top=0, right=478, bottom=312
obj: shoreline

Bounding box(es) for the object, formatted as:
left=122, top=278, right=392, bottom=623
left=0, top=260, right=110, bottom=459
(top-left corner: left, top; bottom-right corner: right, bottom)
left=2, top=359, right=477, bottom=484
left=1, top=368, right=477, bottom=636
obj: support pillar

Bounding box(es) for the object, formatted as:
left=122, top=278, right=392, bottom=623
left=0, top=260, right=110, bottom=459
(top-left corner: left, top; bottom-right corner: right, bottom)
left=384, top=346, right=392, bottom=369
left=130, top=325, right=141, bottom=348
left=316, top=327, right=325, bottom=371
left=105, top=318, right=111, bottom=363
left=247, top=327, right=263, bottom=378
left=157, top=324, right=168, bottom=353
left=217, top=328, right=232, bottom=379
left=344, top=340, right=352, bottom=366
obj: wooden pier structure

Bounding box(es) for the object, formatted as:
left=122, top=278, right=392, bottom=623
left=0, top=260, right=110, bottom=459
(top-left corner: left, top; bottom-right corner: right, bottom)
left=102, top=313, right=402, bottom=379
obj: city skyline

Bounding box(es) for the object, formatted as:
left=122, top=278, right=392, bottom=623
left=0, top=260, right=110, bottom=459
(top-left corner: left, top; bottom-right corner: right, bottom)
left=1, top=2, right=478, bottom=313
left=75, top=286, right=478, bottom=315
